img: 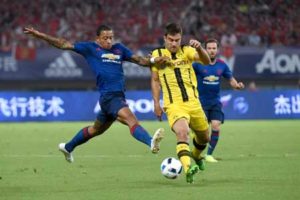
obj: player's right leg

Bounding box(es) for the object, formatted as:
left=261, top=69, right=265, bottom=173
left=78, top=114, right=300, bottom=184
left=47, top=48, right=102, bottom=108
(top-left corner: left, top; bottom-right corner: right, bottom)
left=59, top=115, right=113, bottom=163
left=206, top=122, right=221, bottom=162
left=191, top=136, right=207, bottom=170
left=205, top=106, right=223, bottom=162
left=191, top=130, right=210, bottom=169
left=58, top=143, right=74, bottom=163
left=172, top=118, right=199, bottom=183
left=186, top=164, right=199, bottom=184
left=118, top=107, right=164, bottom=153
left=150, top=128, right=164, bottom=154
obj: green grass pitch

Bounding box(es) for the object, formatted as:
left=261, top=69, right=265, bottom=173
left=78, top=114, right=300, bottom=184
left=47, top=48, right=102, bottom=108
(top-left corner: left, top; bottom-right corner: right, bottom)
left=0, top=120, right=299, bottom=200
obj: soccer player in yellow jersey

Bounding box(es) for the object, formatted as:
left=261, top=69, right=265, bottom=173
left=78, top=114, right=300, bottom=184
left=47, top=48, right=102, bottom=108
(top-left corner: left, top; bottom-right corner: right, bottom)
left=150, top=23, right=211, bottom=183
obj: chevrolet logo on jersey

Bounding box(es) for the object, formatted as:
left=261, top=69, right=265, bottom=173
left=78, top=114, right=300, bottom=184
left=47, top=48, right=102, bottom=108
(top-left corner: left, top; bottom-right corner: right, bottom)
left=101, top=53, right=121, bottom=60
left=204, top=75, right=219, bottom=82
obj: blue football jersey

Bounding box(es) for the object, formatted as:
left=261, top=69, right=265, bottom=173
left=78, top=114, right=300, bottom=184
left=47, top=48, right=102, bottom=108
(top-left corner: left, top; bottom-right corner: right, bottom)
left=193, top=59, right=233, bottom=107
left=73, top=42, right=133, bottom=93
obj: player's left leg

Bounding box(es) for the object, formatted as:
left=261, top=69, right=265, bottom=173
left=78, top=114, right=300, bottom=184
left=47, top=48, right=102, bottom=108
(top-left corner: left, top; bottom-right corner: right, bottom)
left=65, top=119, right=113, bottom=152
left=205, top=104, right=224, bottom=162
left=189, top=105, right=210, bottom=169
left=192, top=129, right=209, bottom=170
left=205, top=120, right=221, bottom=162
left=59, top=118, right=113, bottom=163
left=118, top=107, right=164, bottom=153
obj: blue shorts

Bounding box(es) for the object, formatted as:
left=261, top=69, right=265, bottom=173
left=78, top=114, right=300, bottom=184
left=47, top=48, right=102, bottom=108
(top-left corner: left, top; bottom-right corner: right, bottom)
left=202, top=102, right=224, bottom=123
left=96, top=91, right=128, bottom=123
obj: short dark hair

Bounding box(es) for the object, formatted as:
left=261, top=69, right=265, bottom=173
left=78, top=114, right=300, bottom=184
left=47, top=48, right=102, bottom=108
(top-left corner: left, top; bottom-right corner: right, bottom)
left=204, top=38, right=219, bottom=48
left=164, top=23, right=182, bottom=36
left=96, top=25, right=112, bottom=36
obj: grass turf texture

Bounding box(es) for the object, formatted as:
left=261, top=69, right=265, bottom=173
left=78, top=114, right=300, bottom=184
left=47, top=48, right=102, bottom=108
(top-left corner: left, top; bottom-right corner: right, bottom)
left=0, top=120, right=299, bottom=200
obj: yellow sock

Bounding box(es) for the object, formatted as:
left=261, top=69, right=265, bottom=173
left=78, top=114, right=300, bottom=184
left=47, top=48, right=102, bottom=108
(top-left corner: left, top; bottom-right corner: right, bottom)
left=192, top=146, right=201, bottom=160
left=176, top=142, right=191, bottom=174
left=192, top=136, right=206, bottom=160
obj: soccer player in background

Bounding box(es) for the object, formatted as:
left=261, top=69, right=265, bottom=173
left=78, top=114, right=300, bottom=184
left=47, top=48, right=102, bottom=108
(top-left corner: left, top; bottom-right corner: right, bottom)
left=23, top=25, right=164, bottom=163
left=193, top=38, right=244, bottom=163
left=150, top=23, right=210, bottom=183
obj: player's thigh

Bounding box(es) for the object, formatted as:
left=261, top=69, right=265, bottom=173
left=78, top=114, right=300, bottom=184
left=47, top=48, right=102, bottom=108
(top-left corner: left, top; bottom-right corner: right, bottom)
left=189, top=106, right=209, bottom=132
left=117, top=107, right=138, bottom=127
left=210, top=108, right=224, bottom=124
left=165, top=105, right=190, bottom=131
left=172, top=118, right=190, bottom=142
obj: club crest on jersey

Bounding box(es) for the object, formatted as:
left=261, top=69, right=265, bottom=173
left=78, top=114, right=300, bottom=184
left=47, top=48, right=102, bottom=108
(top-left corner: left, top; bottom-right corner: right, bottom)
left=217, top=69, right=223, bottom=75
left=113, top=49, right=122, bottom=54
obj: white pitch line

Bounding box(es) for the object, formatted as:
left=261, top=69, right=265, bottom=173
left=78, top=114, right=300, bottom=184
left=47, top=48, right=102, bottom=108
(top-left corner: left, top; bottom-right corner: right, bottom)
left=237, top=153, right=299, bottom=158
left=0, top=154, right=144, bottom=158
left=2, top=154, right=297, bottom=159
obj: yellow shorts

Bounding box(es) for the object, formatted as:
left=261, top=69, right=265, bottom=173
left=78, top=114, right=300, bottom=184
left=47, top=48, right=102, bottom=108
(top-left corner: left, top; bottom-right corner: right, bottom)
left=164, top=100, right=209, bottom=132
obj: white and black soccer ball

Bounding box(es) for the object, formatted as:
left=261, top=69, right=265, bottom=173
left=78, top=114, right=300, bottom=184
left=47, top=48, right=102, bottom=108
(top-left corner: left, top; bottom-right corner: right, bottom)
left=160, top=157, right=183, bottom=179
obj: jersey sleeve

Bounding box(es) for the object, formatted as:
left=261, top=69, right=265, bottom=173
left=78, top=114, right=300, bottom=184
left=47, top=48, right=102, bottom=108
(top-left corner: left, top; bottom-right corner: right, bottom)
left=73, top=42, right=90, bottom=56
left=150, top=49, right=160, bottom=72
left=185, top=46, right=197, bottom=61
left=118, top=43, right=133, bottom=61
left=222, top=63, right=233, bottom=79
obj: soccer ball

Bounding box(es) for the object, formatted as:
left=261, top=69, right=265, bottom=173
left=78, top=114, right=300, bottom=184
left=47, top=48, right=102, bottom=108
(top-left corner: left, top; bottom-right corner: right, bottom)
left=160, top=157, right=182, bottom=179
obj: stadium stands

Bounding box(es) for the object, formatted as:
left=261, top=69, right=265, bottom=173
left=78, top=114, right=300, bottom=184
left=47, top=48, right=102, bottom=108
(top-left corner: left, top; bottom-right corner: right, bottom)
left=0, top=0, right=299, bottom=90
left=1, top=0, right=299, bottom=51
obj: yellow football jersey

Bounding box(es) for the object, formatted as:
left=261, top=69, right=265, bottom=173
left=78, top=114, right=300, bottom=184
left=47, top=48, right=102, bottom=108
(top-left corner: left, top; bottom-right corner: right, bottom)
left=151, top=46, right=201, bottom=107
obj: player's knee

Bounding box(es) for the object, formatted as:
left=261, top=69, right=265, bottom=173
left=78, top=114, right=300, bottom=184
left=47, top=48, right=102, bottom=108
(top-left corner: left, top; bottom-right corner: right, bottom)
left=90, top=126, right=102, bottom=136
left=194, top=129, right=210, bottom=143
left=211, top=121, right=221, bottom=130
left=121, top=116, right=138, bottom=127
left=175, top=128, right=189, bottom=142
left=211, top=125, right=220, bottom=131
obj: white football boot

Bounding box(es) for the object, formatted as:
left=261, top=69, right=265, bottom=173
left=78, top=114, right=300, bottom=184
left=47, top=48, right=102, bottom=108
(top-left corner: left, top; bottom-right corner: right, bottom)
left=150, top=128, right=164, bottom=154
left=58, top=143, right=74, bottom=163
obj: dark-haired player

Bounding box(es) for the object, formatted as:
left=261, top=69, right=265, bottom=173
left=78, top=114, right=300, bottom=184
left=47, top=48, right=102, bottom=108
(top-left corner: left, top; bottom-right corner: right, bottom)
left=193, top=38, right=244, bottom=162
left=150, top=23, right=210, bottom=183
left=24, top=25, right=164, bottom=163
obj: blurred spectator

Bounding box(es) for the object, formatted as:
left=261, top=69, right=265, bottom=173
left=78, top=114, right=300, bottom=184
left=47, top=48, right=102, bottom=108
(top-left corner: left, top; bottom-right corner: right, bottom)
left=248, top=30, right=261, bottom=46
left=248, top=81, right=258, bottom=92
left=221, top=31, right=238, bottom=47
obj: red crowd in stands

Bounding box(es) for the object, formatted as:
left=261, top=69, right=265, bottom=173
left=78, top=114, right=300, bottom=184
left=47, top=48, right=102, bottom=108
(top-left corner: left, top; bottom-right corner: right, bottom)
left=1, top=0, right=299, bottom=52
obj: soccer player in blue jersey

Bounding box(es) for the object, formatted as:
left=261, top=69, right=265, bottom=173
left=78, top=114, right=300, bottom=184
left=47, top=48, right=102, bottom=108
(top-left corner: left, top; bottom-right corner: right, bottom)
left=23, top=25, right=164, bottom=163
left=193, top=38, right=244, bottom=163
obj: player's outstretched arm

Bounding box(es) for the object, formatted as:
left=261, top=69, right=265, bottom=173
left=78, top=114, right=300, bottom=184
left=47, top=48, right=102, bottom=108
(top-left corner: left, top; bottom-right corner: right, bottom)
left=189, top=39, right=210, bottom=65
left=130, top=55, right=151, bottom=67
left=229, top=77, right=245, bottom=90
left=130, top=55, right=171, bottom=67
left=23, top=27, right=74, bottom=50
left=151, top=71, right=163, bottom=121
